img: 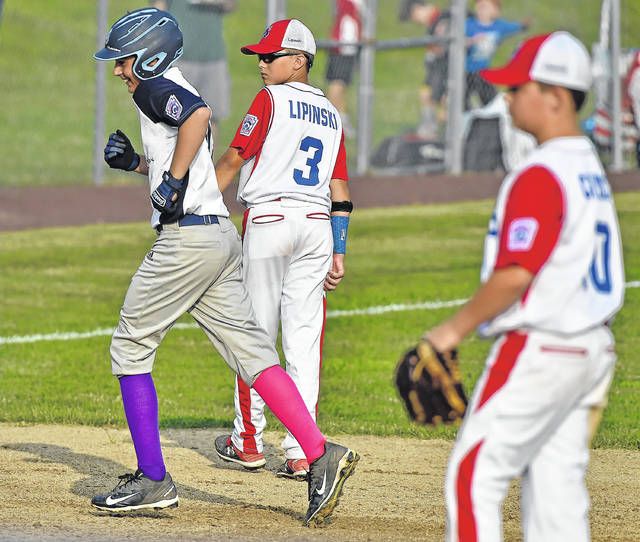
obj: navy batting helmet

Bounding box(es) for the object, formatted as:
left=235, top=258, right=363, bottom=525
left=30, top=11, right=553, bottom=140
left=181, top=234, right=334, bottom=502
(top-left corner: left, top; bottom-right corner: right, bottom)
left=94, top=8, right=183, bottom=80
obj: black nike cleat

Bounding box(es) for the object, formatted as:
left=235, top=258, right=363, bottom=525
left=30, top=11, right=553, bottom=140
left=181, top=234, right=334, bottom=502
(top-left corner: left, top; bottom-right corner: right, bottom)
left=305, top=442, right=359, bottom=527
left=91, top=469, right=178, bottom=512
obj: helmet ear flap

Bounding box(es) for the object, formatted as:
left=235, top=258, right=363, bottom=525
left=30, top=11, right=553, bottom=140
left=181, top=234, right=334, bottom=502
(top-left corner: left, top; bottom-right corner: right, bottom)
left=137, top=52, right=168, bottom=79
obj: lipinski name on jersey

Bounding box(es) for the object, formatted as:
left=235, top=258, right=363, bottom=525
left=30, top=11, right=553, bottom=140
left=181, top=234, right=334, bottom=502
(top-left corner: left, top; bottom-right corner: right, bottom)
left=579, top=173, right=611, bottom=200
left=288, top=100, right=339, bottom=130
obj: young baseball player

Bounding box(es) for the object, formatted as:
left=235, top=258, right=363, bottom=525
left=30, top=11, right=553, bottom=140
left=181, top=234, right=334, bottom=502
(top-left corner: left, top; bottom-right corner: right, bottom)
left=213, top=19, right=353, bottom=482
left=424, top=32, right=624, bottom=541
left=92, top=8, right=358, bottom=526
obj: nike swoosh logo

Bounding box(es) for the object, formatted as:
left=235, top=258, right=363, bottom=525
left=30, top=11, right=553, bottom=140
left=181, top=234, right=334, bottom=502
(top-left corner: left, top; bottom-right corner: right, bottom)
left=315, top=471, right=327, bottom=496
left=105, top=492, right=139, bottom=506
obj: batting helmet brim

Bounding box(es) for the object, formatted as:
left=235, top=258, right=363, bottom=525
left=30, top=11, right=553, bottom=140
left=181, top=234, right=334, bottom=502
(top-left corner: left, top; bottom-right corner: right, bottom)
left=94, top=47, right=132, bottom=61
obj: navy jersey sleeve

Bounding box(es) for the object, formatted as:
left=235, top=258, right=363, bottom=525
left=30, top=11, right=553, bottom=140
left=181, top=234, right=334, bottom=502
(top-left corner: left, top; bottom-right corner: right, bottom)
left=134, top=77, right=207, bottom=127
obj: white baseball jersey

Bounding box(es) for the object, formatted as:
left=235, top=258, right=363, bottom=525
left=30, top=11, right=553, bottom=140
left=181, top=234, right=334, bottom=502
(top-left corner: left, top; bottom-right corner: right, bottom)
left=480, top=136, right=624, bottom=336
left=133, top=66, right=229, bottom=228
left=231, top=82, right=348, bottom=208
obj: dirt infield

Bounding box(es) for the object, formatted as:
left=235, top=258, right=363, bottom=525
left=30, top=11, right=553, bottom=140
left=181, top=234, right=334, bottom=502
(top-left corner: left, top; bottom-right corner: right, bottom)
left=1, top=424, right=639, bottom=542
left=1, top=171, right=639, bottom=231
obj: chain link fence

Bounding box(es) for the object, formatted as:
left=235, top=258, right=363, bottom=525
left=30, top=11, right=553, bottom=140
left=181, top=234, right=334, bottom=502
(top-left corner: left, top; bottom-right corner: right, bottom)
left=284, top=0, right=638, bottom=176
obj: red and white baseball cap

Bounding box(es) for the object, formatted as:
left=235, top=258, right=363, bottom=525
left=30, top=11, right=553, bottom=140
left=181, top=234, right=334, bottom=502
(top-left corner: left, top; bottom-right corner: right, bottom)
left=241, top=19, right=316, bottom=56
left=480, top=31, right=592, bottom=91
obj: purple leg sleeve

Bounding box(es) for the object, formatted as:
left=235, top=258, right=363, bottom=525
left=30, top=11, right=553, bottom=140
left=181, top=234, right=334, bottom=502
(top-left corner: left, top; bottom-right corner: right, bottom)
left=119, top=373, right=166, bottom=481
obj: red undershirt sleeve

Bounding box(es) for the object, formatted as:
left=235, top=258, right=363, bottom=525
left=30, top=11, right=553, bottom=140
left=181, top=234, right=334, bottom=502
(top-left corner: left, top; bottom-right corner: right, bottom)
left=495, top=165, right=565, bottom=275
left=331, top=131, right=349, bottom=181
left=230, top=88, right=273, bottom=160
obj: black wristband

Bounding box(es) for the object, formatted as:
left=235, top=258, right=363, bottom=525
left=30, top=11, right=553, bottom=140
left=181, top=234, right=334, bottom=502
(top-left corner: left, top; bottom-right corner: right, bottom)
left=331, top=200, right=354, bottom=213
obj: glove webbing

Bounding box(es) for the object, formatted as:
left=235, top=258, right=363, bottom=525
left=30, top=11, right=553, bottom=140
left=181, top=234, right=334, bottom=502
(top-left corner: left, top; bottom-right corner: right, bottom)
left=408, top=389, right=433, bottom=425
left=415, top=341, right=467, bottom=417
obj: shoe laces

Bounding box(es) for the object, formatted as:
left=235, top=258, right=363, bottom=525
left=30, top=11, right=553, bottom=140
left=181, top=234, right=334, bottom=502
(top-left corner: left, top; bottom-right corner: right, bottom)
left=114, top=469, right=144, bottom=491
left=222, top=437, right=235, bottom=454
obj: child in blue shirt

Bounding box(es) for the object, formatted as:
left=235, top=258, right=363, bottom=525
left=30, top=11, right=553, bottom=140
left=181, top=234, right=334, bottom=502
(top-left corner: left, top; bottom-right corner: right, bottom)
left=465, top=0, right=529, bottom=109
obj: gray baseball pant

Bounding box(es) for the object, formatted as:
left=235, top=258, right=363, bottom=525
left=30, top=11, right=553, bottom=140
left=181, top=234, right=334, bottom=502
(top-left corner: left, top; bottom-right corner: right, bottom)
left=110, top=217, right=278, bottom=385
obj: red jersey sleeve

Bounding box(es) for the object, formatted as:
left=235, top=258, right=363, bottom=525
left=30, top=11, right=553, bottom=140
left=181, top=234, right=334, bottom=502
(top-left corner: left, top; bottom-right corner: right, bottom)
left=230, top=88, right=273, bottom=160
left=495, top=165, right=565, bottom=275
left=331, top=131, right=349, bottom=181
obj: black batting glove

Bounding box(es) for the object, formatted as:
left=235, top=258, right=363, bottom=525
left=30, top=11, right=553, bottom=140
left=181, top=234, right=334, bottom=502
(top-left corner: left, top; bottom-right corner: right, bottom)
left=151, top=171, right=185, bottom=214
left=104, top=129, right=140, bottom=171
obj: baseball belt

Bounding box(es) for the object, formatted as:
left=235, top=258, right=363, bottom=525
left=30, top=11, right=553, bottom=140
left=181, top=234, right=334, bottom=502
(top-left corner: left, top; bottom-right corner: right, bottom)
left=156, top=214, right=220, bottom=233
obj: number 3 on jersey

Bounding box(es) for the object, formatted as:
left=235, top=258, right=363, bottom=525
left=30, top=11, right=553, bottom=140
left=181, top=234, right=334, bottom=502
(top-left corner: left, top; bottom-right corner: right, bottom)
left=293, top=136, right=324, bottom=186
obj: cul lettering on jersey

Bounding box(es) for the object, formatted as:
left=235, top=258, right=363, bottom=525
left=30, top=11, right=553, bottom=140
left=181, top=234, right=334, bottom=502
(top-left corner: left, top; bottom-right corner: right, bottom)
left=578, top=173, right=611, bottom=200
left=486, top=211, right=498, bottom=236
left=288, top=100, right=339, bottom=130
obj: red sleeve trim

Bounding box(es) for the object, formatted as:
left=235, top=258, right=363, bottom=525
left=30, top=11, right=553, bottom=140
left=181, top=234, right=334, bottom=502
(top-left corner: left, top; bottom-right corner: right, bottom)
left=331, top=131, right=349, bottom=181
left=495, top=165, right=565, bottom=275
left=230, top=88, right=273, bottom=160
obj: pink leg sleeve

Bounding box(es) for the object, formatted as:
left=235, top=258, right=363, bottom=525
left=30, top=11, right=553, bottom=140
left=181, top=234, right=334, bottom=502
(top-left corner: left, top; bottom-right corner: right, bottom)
left=252, top=365, right=326, bottom=463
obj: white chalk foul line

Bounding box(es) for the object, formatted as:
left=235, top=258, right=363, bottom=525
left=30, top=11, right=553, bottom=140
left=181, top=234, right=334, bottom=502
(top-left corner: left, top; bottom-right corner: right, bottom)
left=327, top=298, right=467, bottom=317
left=0, top=323, right=200, bottom=346
left=0, top=299, right=467, bottom=346
left=2, top=282, right=638, bottom=346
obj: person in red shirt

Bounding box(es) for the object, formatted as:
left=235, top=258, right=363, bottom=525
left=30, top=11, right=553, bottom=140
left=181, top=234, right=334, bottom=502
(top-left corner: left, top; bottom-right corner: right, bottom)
left=325, top=0, right=363, bottom=138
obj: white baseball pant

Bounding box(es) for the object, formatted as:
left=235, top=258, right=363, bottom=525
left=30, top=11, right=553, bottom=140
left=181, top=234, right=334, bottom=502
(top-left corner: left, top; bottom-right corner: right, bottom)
left=231, top=199, right=333, bottom=458
left=445, top=326, right=616, bottom=542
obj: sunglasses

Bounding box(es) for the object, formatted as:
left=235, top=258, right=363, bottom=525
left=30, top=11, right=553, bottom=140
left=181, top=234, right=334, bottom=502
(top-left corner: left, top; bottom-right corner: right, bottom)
left=257, top=52, right=300, bottom=64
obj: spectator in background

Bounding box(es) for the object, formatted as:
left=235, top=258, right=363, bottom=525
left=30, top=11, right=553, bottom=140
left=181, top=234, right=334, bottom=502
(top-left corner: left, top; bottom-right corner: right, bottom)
left=465, top=0, right=529, bottom=109
left=326, top=0, right=363, bottom=139
left=400, top=1, right=449, bottom=139
left=624, top=51, right=640, bottom=167
left=152, top=0, right=236, bottom=138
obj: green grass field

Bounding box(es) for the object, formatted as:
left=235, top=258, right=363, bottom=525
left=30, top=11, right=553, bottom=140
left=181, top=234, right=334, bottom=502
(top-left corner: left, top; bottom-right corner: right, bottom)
left=1, top=0, right=639, bottom=185
left=1, top=195, right=638, bottom=449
